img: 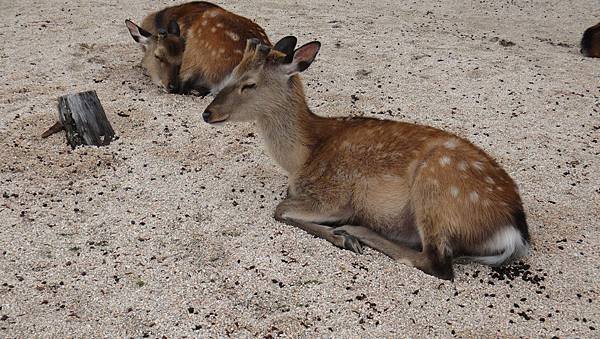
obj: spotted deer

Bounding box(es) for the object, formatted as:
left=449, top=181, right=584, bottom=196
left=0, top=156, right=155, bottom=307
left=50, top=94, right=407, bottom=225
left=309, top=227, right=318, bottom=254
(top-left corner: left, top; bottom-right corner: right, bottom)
left=125, top=1, right=270, bottom=94
left=581, top=22, right=600, bottom=57
left=202, top=38, right=530, bottom=280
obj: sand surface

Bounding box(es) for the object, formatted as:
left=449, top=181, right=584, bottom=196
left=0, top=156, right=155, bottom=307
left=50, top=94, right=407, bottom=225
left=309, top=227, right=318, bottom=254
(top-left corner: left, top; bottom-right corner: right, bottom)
left=1, top=0, right=599, bottom=337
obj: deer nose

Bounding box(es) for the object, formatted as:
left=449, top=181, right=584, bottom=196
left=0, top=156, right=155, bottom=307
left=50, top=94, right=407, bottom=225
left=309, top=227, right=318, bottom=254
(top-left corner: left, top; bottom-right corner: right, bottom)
left=202, top=110, right=212, bottom=122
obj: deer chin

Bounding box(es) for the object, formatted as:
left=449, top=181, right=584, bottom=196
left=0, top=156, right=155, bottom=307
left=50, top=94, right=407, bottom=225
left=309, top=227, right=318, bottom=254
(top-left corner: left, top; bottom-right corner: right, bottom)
left=206, top=114, right=230, bottom=124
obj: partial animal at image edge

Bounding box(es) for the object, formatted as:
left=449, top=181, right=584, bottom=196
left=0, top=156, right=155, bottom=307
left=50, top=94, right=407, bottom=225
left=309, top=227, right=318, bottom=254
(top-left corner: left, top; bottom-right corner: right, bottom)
left=580, top=22, right=600, bottom=57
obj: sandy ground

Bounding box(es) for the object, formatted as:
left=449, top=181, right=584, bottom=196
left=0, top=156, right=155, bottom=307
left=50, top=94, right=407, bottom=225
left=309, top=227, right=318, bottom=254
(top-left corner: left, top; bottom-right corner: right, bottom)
left=1, top=0, right=599, bottom=337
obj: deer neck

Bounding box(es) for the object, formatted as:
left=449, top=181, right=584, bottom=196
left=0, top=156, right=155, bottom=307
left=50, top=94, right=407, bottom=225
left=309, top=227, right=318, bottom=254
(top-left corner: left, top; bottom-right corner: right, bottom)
left=256, top=78, right=317, bottom=175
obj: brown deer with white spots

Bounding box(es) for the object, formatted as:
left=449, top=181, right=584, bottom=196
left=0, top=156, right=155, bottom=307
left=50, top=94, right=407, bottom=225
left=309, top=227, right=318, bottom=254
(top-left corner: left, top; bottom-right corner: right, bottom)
left=125, top=1, right=270, bottom=94
left=202, top=38, right=530, bottom=280
left=581, top=22, right=600, bottom=57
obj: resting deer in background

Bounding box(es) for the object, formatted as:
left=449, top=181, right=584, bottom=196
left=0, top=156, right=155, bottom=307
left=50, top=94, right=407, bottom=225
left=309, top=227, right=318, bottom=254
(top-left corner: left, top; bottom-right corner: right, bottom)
left=202, top=38, right=530, bottom=280
left=581, top=22, right=600, bottom=57
left=125, top=1, right=270, bottom=95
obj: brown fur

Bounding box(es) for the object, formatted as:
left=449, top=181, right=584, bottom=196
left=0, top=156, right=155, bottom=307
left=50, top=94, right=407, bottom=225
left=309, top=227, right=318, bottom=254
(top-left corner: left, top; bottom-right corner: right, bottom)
left=127, top=1, right=270, bottom=93
left=581, top=22, right=600, bottom=57
left=203, top=39, right=530, bottom=280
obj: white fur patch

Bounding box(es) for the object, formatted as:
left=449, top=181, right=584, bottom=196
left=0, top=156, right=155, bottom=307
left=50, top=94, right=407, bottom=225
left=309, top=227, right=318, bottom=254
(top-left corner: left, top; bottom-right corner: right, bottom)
left=450, top=186, right=459, bottom=197
left=458, top=160, right=468, bottom=171
left=470, top=226, right=529, bottom=266
left=485, top=176, right=495, bottom=184
left=439, top=156, right=451, bottom=166
left=469, top=191, right=479, bottom=202
left=472, top=161, right=484, bottom=170
left=208, top=11, right=220, bottom=17
left=444, top=139, right=458, bottom=149
left=225, top=30, right=240, bottom=41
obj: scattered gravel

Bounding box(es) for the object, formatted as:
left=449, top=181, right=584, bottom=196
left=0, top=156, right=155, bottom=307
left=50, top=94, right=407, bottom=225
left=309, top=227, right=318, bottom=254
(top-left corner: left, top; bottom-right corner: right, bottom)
left=0, top=0, right=598, bottom=337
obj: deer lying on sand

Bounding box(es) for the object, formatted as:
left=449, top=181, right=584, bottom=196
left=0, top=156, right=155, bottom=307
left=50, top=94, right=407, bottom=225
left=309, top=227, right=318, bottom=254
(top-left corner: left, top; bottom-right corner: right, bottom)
left=202, top=38, right=530, bottom=280
left=581, top=22, right=600, bottom=57
left=125, top=1, right=270, bottom=95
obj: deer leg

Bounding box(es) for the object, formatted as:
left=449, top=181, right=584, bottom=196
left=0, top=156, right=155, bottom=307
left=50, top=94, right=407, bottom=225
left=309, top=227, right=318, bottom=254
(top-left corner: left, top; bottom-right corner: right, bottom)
left=333, top=225, right=454, bottom=280
left=274, top=198, right=362, bottom=254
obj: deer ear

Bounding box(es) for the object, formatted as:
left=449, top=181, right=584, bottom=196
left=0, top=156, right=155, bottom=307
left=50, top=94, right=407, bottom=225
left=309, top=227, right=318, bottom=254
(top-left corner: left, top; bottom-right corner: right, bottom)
left=125, top=20, right=152, bottom=45
left=167, top=20, right=180, bottom=37
left=281, top=41, right=321, bottom=76
left=273, top=36, right=297, bottom=62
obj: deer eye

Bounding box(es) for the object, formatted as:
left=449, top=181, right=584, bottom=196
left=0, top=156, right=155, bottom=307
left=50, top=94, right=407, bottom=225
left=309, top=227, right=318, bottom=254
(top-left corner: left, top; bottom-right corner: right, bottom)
left=241, top=83, right=256, bottom=92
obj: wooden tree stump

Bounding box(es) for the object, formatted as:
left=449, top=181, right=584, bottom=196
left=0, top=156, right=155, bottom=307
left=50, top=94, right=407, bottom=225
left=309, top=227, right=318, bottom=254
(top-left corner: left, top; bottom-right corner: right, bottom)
left=42, top=91, right=115, bottom=149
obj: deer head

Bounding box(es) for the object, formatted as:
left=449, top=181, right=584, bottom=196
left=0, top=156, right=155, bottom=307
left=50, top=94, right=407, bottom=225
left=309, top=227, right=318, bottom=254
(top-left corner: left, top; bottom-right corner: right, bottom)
left=202, top=36, right=320, bottom=123
left=126, top=19, right=184, bottom=93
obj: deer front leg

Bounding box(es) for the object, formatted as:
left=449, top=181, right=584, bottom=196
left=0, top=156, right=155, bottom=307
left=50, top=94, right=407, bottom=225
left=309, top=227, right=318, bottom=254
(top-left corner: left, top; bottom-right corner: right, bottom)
left=333, top=225, right=454, bottom=280
left=274, top=197, right=363, bottom=254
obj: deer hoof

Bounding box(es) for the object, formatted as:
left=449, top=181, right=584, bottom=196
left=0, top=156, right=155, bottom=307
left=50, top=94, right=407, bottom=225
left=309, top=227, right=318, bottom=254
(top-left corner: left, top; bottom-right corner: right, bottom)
left=333, top=229, right=363, bottom=254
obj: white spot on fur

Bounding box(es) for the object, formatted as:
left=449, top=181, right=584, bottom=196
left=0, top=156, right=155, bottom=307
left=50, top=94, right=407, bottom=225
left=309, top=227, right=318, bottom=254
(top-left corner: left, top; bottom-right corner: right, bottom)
left=206, top=10, right=220, bottom=18
left=439, top=156, right=451, bottom=166
left=211, top=27, right=217, bottom=33
left=444, top=139, right=458, bottom=149
left=469, top=191, right=479, bottom=202
left=497, top=186, right=504, bottom=192
left=430, top=179, right=439, bottom=186
left=219, top=48, right=225, bottom=54
left=216, top=22, right=224, bottom=28
left=226, top=31, right=239, bottom=41
left=234, top=49, right=243, bottom=54
left=450, top=186, right=459, bottom=197
left=201, top=20, right=208, bottom=26
left=458, top=161, right=468, bottom=171
left=485, top=176, right=495, bottom=184
left=472, top=161, right=484, bottom=170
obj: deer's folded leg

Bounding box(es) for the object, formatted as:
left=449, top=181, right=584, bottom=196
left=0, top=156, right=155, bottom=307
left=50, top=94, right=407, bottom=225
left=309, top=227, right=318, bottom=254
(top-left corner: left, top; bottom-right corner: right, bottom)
left=274, top=197, right=362, bottom=254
